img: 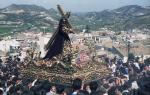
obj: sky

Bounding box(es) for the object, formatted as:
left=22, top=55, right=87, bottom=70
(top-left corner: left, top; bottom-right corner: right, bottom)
left=0, top=0, right=149, bottom=12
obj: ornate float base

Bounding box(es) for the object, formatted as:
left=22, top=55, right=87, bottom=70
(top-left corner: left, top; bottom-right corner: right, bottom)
left=21, top=61, right=111, bottom=84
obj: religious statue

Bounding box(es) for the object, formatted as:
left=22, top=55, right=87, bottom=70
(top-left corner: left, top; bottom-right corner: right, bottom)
left=43, top=5, right=74, bottom=66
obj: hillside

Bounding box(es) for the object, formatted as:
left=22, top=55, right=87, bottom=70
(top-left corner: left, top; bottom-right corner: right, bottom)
left=73, top=5, right=150, bottom=31
left=0, top=4, right=150, bottom=36
left=0, top=4, right=58, bottom=36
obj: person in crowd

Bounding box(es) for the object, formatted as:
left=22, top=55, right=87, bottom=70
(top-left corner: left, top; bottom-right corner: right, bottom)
left=121, top=82, right=132, bottom=95
left=0, top=55, right=149, bottom=95
left=110, top=63, right=116, bottom=76
left=83, top=84, right=91, bottom=94
left=71, top=78, right=83, bottom=95
left=56, top=85, right=65, bottom=95
left=0, top=89, right=3, bottom=95
left=77, top=90, right=89, bottom=95
left=89, top=81, right=98, bottom=95
left=46, top=85, right=56, bottom=95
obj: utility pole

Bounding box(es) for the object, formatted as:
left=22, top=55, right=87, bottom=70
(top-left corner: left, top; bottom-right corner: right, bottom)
left=127, top=41, right=130, bottom=60
left=126, top=35, right=131, bottom=61
left=43, top=27, right=46, bottom=35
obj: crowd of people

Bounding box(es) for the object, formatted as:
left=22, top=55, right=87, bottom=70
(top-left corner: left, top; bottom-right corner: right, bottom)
left=0, top=55, right=149, bottom=95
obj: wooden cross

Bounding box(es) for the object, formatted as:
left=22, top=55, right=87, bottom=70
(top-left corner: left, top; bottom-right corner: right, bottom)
left=45, top=5, right=74, bottom=51
left=57, top=5, right=73, bottom=32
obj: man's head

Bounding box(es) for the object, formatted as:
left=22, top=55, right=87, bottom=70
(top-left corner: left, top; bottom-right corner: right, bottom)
left=89, top=81, right=98, bottom=92
left=72, top=78, right=82, bottom=91
left=56, top=85, right=65, bottom=94
left=0, top=89, right=3, bottom=95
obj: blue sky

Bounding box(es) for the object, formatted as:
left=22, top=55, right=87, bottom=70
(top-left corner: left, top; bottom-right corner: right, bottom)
left=0, top=0, right=149, bottom=12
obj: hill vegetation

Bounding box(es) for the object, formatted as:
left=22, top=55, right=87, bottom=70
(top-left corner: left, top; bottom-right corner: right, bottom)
left=0, top=4, right=149, bottom=36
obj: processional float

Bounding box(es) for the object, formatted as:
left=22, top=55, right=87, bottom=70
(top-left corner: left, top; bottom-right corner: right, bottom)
left=21, top=5, right=110, bottom=84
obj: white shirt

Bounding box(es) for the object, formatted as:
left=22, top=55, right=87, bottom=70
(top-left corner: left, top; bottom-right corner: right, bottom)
left=46, top=91, right=56, bottom=95
left=133, top=62, right=140, bottom=69
left=131, top=81, right=139, bottom=89
left=111, top=64, right=116, bottom=73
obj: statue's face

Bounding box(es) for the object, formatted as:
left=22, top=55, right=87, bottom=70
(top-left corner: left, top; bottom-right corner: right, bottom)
left=63, top=18, right=66, bottom=22
left=62, top=19, right=66, bottom=26
left=60, top=18, right=73, bottom=33
left=62, top=18, right=68, bottom=26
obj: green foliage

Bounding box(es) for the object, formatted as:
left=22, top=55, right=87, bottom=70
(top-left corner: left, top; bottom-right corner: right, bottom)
left=0, top=27, right=13, bottom=33
left=0, top=26, right=15, bottom=37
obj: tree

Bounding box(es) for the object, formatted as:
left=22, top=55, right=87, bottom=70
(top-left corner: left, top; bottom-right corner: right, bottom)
left=85, top=25, right=90, bottom=33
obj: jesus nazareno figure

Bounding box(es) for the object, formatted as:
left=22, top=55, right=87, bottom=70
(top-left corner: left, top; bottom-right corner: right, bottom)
left=43, top=17, right=72, bottom=60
